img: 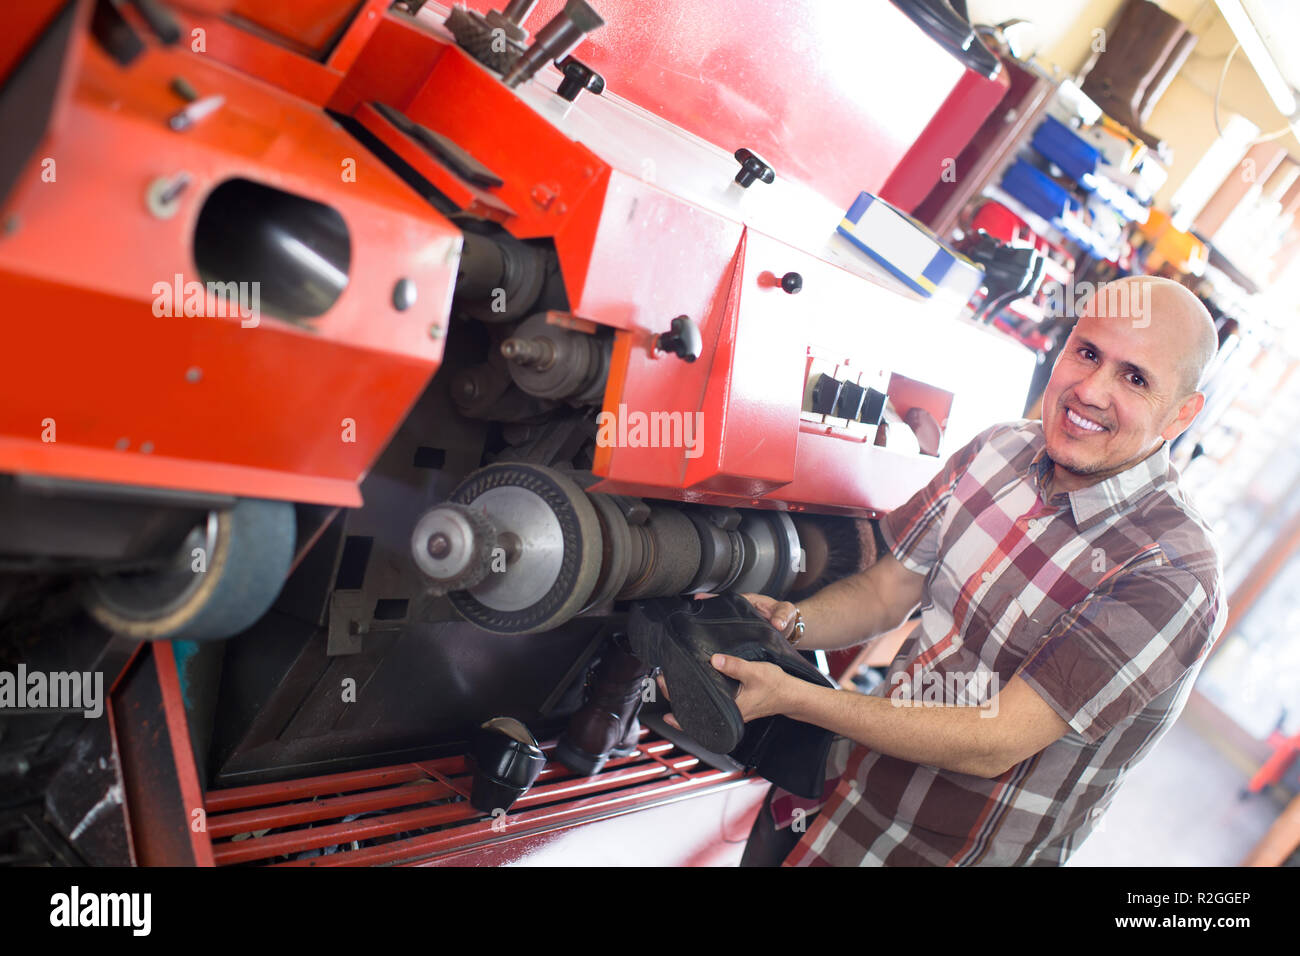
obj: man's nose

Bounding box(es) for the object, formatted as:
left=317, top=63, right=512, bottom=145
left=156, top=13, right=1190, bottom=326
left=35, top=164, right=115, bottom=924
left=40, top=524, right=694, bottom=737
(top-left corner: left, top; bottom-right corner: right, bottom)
left=1073, top=366, right=1110, bottom=411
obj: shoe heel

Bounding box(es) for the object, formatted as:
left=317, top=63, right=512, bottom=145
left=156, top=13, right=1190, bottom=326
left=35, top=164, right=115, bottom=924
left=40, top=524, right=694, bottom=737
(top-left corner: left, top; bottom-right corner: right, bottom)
left=555, top=735, right=608, bottom=776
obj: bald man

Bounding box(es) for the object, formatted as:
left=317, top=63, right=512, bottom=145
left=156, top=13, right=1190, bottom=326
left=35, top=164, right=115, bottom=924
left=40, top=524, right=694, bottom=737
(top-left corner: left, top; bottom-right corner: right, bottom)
left=697, top=276, right=1227, bottom=866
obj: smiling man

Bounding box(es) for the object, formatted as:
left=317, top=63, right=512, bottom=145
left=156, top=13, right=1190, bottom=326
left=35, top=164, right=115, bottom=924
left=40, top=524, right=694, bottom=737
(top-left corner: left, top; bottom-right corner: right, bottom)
left=701, top=276, right=1227, bottom=866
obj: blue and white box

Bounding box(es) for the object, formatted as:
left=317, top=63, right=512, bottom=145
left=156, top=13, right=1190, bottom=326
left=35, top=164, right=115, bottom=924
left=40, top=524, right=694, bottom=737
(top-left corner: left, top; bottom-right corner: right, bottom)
left=836, top=191, right=980, bottom=298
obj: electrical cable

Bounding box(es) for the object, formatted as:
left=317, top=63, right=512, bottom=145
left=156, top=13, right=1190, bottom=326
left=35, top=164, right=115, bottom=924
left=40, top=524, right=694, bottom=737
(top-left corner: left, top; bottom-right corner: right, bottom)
left=1213, top=42, right=1297, bottom=144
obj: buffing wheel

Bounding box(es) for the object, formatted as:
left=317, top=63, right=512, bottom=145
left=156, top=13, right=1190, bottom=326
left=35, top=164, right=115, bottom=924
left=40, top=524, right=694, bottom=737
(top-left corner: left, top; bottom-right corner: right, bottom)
left=788, top=513, right=879, bottom=602
left=731, top=511, right=801, bottom=599
left=446, top=463, right=602, bottom=634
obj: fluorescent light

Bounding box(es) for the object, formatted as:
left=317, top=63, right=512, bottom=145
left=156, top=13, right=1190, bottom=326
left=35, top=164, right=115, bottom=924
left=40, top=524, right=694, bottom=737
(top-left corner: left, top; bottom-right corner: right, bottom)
left=1217, top=0, right=1297, bottom=116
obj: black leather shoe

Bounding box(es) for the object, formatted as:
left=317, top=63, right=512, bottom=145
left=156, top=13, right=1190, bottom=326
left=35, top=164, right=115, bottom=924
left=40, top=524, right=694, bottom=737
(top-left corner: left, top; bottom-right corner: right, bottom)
left=468, top=717, right=547, bottom=814
left=627, top=593, right=837, bottom=797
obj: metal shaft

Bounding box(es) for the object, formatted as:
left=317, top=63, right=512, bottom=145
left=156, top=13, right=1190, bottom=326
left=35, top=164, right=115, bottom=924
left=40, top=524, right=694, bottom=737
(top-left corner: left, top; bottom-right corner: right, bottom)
left=501, top=0, right=540, bottom=26
left=501, top=0, right=604, bottom=89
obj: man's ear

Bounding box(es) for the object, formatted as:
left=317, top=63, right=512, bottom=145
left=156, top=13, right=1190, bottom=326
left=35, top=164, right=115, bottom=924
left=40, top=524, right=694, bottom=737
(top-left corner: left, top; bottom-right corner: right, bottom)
left=1161, top=391, right=1206, bottom=442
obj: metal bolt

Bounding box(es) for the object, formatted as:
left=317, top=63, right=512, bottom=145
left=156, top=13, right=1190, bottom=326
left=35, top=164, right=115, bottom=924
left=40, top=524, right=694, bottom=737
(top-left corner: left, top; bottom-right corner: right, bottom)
left=171, top=76, right=199, bottom=102
left=140, top=441, right=154, bottom=454
left=427, top=532, right=451, bottom=559
left=158, top=173, right=190, bottom=205
left=146, top=173, right=191, bottom=219
left=501, top=336, right=554, bottom=369
left=168, top=94, right=225, bottom=131
left=392, top=277, right=418, bottom=311
left=115, top=438, right=129, bottom=450
left=185, top=366, right=202, bottom=383
left=2, top=215, right=19, bottom=237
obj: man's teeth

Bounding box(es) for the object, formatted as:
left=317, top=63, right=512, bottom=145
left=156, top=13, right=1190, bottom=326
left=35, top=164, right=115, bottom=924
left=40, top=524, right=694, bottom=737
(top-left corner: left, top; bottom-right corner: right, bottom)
left=1066, top=408, right=1105, bottom=433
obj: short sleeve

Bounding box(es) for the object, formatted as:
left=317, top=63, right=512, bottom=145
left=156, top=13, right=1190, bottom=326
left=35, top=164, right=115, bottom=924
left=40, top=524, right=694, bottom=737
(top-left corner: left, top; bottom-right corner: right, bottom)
left=880, top=422, right=1007, bottom=577
left=1015, top=562, right=1224, bottom=743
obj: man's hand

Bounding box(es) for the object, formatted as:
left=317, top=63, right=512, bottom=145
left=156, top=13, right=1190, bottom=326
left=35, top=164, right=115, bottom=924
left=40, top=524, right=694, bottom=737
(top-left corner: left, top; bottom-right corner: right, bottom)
left=658, top=654, right=798, bottom=732
left=736, top=592, right=799, bottom=640
left=725, top=555, right=926, bottom=652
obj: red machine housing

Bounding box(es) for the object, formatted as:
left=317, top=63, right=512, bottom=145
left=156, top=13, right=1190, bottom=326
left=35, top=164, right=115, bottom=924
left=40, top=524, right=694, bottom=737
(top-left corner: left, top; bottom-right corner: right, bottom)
left=0, top=0, right=458, bottom=508
left=0, top=0, right=1036, bottom=866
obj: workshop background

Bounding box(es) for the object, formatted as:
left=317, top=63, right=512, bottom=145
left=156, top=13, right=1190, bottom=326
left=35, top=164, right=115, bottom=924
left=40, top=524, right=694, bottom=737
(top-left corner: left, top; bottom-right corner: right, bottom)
left=1, top=0, right=1299, bottom=867
left=962, top=0, right=1300, bottom=869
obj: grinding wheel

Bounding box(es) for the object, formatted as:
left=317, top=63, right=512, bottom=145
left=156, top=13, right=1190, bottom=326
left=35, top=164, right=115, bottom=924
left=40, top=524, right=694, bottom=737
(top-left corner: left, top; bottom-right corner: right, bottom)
left=83, top=498, right=295, bottom=642
left=447, top=463, right=602, bottom=634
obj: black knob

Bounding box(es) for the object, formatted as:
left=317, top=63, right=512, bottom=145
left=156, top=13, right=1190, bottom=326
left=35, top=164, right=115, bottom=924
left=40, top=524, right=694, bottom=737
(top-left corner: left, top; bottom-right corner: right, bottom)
left=809, top=374, right=842, bottom=415
left=780, top=272, right=802, bottom=294
left=656, top=315, right=702, bottom=363
left=859, top=387, right=887, bottom=425
left=555, top=57, right=605, bottom=101
left=834, top=381, right=866, bottom=419
left=733, top=148, right=775, bottom=188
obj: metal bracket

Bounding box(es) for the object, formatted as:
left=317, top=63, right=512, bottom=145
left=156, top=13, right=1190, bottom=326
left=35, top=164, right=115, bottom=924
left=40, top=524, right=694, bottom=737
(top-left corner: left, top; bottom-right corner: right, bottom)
left=326, top=590, right=367, bottom=656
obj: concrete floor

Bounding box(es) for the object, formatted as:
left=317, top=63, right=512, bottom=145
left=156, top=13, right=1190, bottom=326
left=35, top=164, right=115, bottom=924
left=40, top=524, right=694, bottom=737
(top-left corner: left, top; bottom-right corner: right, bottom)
left=1067, top=716, right=1287, bottom=867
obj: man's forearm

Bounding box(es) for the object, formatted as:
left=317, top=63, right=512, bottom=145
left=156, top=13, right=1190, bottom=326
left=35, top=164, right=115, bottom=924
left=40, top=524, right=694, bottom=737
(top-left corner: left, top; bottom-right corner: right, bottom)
left=796, top=564, right=915, bottom=652
left=783, top=679, right=1005, bottom=777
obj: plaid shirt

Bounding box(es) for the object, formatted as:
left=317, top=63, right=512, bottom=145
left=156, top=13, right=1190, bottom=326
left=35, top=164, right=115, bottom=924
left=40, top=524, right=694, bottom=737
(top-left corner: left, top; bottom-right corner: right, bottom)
left=780, top=419, right=1226, bottom=866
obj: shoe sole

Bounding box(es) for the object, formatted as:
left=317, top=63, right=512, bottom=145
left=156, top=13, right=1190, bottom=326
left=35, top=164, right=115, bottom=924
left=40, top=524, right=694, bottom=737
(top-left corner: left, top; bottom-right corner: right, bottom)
left=654, top=629, right=745, bottom=754
left=628, top=601, right=747, bottom=755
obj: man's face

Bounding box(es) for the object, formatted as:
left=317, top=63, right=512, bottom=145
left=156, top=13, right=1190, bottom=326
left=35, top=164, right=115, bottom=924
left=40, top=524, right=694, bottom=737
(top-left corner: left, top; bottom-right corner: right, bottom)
left=1041, top=292, right=1200, bottom=489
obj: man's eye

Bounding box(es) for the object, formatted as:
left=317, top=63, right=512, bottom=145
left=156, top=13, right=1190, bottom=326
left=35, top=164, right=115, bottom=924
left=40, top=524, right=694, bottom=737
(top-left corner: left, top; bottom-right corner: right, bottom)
left=1128, top=374, right=1146, bottom=388
left=1077, top=347, right=1096, bottom=361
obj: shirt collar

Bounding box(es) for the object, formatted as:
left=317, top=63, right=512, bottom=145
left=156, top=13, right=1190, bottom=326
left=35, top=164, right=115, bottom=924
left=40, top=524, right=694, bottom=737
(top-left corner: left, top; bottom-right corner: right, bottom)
left=1026, top=421, right=1170, bottom=531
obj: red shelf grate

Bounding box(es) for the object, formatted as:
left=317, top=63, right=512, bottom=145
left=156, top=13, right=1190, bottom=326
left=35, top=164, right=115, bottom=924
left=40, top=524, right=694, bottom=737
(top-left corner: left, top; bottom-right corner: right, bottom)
left=203, top=730, right=749, bottom=866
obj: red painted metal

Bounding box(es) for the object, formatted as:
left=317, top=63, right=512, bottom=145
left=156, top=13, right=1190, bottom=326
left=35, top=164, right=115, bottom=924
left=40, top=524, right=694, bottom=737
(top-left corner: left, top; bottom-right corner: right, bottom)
left=354, top=101, right=517, bottom=222
left=399, top=45, right=615, bottom=306
left=0, top=27, right=459, bottom=508
left=168, top=0, right=390, bottom=103
left=329, top=13, right=451, bottom=115
left=205, top=764, right=432, bottom=813
left=1246, top=729, right=1300, bottom=794
left=461, top=0, right=997, bottom=208
left=591, top=227, right=1032, bottom=514
left=153, top=643, right=216, bottom=866
left=111, top=643, right=215, bottom=866
left=230, top=0, right=368, bottom=59
left=0, top=0, right=70, bottom=83
left=2, top=3, right=1030, bottom=517
left=324, top=15, right=1030, bottom=516
left=199, top=732, right=765, bottom=866
left=878, top=66, right=1012, bottom=213
left=182, top=12, right=344, bottom=105
left=324, top=0, right=390, bottom=73
left=110, top=643, right=762, bottom=867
